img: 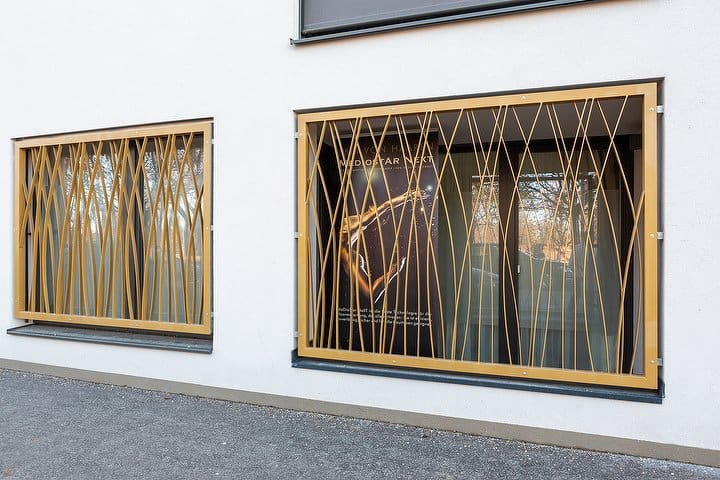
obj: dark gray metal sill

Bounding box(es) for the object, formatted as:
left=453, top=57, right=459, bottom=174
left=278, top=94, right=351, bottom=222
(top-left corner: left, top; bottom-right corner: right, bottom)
left=7, top=323, right=212, bottom=354
left=292, top=350, right=663, bottom=404
left=292, top=0, right=604, bottom=45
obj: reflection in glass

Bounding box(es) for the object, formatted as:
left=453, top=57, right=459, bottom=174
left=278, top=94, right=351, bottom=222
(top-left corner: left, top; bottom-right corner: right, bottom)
left=517, top=150, right=624, bottom=371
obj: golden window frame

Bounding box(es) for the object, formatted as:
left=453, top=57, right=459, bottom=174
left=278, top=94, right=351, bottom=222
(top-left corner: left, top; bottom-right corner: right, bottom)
left=14, top=120, right=213, bottom=335
left=296, top=83, right=659, bottom=389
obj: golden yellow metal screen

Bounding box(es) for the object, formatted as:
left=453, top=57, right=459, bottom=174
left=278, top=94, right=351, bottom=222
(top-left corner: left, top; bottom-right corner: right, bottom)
left=14, top=121, right=212, bottom=334
left=297, top=84, right=658, bottom=388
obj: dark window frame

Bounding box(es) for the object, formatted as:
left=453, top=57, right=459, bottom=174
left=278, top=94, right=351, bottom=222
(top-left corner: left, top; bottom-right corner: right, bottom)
left=294, top=0, right=605, bottom=44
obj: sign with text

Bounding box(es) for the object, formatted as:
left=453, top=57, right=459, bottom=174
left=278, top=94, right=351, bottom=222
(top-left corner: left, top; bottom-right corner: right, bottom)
left=336, top=133, right=439, bottom=356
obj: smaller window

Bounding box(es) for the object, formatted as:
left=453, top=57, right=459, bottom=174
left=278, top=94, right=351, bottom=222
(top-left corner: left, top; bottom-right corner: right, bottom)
left=14, top=120, right=213, bottom=335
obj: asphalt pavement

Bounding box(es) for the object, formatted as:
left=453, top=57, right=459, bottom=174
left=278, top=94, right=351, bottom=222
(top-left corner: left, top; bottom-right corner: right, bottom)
left=0, top=368, right=718, bottom=479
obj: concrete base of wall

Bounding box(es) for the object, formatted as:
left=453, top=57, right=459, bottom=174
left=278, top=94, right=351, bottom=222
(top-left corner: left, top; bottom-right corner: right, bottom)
left=2, top=358, right=717, bottom=468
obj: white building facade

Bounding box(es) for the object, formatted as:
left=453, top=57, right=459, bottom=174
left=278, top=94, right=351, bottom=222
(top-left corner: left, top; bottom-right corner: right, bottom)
left=1, top=0, right=719, bottom=466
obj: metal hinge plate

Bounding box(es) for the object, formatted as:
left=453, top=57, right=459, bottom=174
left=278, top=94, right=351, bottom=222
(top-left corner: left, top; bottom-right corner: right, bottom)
left=656, top=105, right=664, bottom=114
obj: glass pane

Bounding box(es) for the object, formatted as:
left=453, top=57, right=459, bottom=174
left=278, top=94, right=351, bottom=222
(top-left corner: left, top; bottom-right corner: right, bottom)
left=516, top=148, right=626, bottom=372
left=28, top=142, right=128, bottom=318
left=142, top=134, right=204, bottom=324
left=439, top=151, right=500, bottom=362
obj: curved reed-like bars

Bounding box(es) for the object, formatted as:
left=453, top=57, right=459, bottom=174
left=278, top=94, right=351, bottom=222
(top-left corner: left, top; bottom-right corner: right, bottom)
left=297, top=84, right=658, bottom=389
left=15, top=121, right=212, bottom=335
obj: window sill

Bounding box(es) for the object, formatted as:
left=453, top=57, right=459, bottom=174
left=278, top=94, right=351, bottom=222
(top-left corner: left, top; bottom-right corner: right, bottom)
left=291, top=350, right=663, bottom=404
left=7, top=323, right=212, bottom=354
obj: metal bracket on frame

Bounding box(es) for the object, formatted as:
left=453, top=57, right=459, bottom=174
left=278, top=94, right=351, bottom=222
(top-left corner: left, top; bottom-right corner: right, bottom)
left=656, top=105, right=665, bottom=114
left=293, top=232, right=301, bottom=239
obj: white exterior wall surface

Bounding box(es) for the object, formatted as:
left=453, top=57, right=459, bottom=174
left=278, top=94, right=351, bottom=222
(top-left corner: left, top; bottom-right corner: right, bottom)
left=1, top=0, right=719, bottom=453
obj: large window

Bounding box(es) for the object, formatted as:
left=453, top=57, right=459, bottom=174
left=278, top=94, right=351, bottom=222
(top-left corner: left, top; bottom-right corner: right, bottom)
left=14, top=121, right=212, bottom=335
left=297, top=84, right=658, bottom=389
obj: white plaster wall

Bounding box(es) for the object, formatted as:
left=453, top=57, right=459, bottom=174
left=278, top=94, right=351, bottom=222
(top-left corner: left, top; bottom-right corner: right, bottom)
left=1, top=0, right=718, bottom=450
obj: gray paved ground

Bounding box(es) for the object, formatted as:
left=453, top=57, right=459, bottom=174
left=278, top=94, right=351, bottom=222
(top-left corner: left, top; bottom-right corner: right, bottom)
left=0, top=369, right=718, bottom=480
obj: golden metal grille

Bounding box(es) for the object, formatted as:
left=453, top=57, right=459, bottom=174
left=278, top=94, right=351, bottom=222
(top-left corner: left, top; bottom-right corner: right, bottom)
left=14, top=121, right=212, bottom=334
left=297, top=84, right=658, bottom=388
